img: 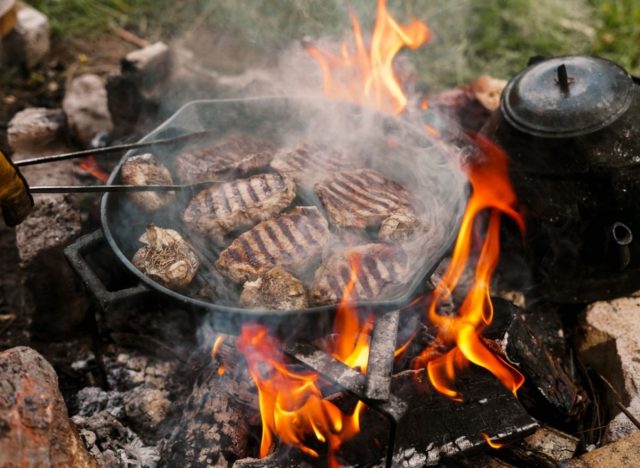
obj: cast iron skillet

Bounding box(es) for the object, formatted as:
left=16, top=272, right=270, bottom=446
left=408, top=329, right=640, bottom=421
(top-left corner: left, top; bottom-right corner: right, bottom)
left=100, top=97, right=468, bottom=333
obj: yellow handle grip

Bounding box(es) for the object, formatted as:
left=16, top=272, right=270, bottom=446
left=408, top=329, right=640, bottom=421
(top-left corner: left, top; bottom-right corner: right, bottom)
left=0, top=150, right=34, bottom=226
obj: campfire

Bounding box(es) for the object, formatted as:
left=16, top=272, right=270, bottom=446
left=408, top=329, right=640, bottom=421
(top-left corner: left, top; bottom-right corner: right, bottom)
left=2, top=1, right=640, bottom=467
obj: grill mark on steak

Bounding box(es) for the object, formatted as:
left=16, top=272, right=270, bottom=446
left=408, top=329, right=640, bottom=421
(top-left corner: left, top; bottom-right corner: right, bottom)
left=215, top=206, right=329, bottom=283
left=246, top=179, right=260, bottom=203
left=340, top=173, right=400, bottom=208
left=264, top=223, right=285, bottom=252
left=239, top=237, right=260, bottom=267
left=260, top=176, right=273, bottom=196
left=271, top=144, right=360, bottom=188
left=275, top=217, right=305, bottom=256
left=250, top=229, right=275, bottom=264
left=231, top=180, right=247, bottom=210
left=316, top=169, right=414, bottom=229
left=218, top=186, right=232, bottom=214
left=363, top=254, right=383, bottom=286
left=183, top=173, right=296, bottom=244
left=333, top=178, right=394, bottom=211
left=226, top=247, right=243, bottom=263
left=175, top=133, right=276, bottom=183
left=358, top=257, right=375, bottom=297
left=310, top=243, right=410, bottom=305
left=323, top=182, right=378, bottom=213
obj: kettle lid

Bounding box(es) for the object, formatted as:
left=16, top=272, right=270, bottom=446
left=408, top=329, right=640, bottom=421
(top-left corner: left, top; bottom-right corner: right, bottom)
left=501, top=55, right=634, bottom=138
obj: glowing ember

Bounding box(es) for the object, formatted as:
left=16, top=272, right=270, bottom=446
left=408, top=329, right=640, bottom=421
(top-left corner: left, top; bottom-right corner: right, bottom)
left=481, top=432, right=505, bottom=449
left=237, top=324, right=363, bottom=466
left=306, top=0, right=430, bottom=114
left=79, top=156, right=109, bottom=183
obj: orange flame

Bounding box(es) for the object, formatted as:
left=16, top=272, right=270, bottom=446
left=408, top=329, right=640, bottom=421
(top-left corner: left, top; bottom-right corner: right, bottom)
left=306, top=0, right=430, bottom=114
left=79, top=156, right=109, bottom=183
left=211, top=335, right=226, bottom=376
left=237, top=324, right=363, bottom=466
left=235, top=257, right=371, bottom=464
left=481, top=432, right=505, bottom=449
left=414, top=133, right=525, bottom=399
left=332, top=253, right=374, bottom=373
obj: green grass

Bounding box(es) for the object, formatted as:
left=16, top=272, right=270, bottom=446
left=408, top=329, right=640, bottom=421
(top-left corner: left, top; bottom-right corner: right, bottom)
left=28, top=0, right=640, bottom=85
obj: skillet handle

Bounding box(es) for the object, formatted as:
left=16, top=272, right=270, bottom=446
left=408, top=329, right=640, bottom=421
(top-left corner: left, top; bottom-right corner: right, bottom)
left=64, top=230, right=150, bottom=311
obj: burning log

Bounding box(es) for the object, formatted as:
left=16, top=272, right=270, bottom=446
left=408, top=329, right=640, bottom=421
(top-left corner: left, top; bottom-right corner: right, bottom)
left=486, top=298, right=587, bottom=424
left=162, top=338, right=257, bottom=467
left=0, top=346, right=97, bottom=467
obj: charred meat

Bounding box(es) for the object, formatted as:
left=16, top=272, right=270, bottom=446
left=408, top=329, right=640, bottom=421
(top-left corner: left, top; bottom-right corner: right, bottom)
left=270, top=143, right=359, bottom=189
left=378, top=212, right=425, bottom=242
left=309, top=243, right=409, bottom=305
left=132, top=225, right=200, bottom=289
left=315, top=168, right=413, bottom=229
left=215, top=206, right=329, bottom=283
left=240, top=266, right=308, bottom=310
left=120, top=153, right=174, bottom=212
left=183, top=172, right=296, bottom=244
left=175, top=133, right=276, bottom=183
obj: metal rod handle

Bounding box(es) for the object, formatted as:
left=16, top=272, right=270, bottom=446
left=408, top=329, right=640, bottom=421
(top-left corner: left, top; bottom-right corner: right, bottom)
left=30, top=181, right=217, bottom=194
left=15, top=131, right=211, bottom=167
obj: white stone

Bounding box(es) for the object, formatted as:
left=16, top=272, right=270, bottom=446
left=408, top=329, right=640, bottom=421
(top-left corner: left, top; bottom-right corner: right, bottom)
left=1, top=4, right=49, bottom=68
left=62, top=74, right=113, bottom=147
left=123, top=41, right=172, bottom=87
left=579, top=297, right=640, bottom=441
left=7, top=107, right=66, bottom=153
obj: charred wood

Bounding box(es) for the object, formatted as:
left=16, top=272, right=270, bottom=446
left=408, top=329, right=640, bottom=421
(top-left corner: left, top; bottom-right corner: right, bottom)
left=161, top=338, right=258, bottom=467
left=486, top=298, right=587, bottom=425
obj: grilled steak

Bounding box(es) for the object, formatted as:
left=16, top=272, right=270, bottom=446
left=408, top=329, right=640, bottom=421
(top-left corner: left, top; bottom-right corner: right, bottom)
left=132, top=225, right=200, bottom=290
left=309, top=243, right=409, bottom=305
left=240, top=266, right=308, bottom=310
left=183, top=172, right=296, bottom=244
left=315, top=168, right=413, bottom=229
left=120, top=153, right=174, bottom=212
left=175, top=133, right=276, bottom=183
left=215, top=206, right=329, bottom=283
left=270, top=143, right=359, bottom=189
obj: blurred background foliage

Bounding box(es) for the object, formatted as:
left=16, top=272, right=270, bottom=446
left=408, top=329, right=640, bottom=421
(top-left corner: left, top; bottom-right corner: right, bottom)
left=29, top=0, right=640, bottom=88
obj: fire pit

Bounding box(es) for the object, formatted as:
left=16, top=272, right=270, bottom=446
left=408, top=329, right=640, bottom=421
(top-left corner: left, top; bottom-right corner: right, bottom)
left=2, top=1, right=640, bottom=467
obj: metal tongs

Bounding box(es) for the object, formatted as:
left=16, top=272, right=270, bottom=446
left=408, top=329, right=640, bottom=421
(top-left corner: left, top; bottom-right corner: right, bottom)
left=17, top=131, right=216, bottom=194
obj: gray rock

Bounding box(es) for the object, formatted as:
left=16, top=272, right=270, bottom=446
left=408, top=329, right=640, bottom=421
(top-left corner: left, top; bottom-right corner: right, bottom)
left=579, top=297, right=640, bottom=441
left=122, top=41, right=173, bottom=90
left=63, top=74, right=113, bottom=147
left=563, top=431, right=640, bottom=467
left=1, top=4, right=49, bottom=68
left=0, top=347, right=97, bottom=467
